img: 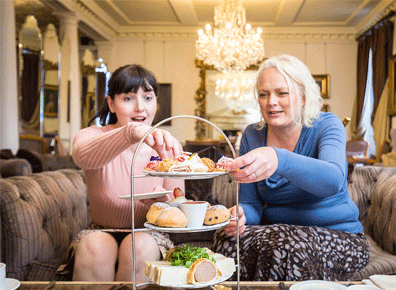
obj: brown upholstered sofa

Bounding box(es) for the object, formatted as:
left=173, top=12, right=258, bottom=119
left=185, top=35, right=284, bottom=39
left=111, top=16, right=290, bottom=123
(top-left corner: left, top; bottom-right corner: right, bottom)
left=1, top=166, right=395, bottom=281
left=0, top=149, right=79, bottom=176
left=0, top=158, right=32, bottom=178
left=348, top=166, right=396, bottom=280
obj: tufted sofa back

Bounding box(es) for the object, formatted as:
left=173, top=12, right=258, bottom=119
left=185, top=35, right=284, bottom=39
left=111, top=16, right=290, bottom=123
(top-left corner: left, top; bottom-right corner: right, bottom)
left=348, top=166, right=396, bottom=255
left=0, top=169, right=90, bottom=281
left=349, top=166, right=396, bottom=280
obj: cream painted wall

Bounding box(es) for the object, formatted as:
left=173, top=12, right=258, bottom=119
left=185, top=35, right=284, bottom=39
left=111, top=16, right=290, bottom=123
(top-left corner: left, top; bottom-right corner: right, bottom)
left=105, top=38, right=357, bottom=143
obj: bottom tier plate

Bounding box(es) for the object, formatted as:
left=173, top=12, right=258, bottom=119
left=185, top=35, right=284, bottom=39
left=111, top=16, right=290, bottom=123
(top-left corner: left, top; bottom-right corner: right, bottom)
left=149, top=271, right=233, bottom=288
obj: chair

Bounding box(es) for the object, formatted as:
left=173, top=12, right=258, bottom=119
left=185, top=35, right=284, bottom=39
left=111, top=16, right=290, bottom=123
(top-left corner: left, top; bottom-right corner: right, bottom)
left=346, top=140, right=370, bottom=175
left=349, top=140, right=391, bottom=166
left=346, top=140, right=369, bottom=160
left=19, top=134, right=48, bottom=155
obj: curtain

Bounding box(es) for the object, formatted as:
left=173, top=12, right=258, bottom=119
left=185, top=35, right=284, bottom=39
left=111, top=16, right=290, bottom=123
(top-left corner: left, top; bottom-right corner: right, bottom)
left=373, top=79, right=390, bottom=156
left=372, top=18, right=394, bottom=122
left=355, top=35, right=371, bottom=137
left=354, top=14, right=394, bottom=143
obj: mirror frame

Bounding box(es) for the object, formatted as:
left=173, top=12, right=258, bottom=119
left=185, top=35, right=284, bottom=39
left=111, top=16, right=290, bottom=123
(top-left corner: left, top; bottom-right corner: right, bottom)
left=194, top=59, right=260, bottom=140
left=81, top=63, right=96, bottom=128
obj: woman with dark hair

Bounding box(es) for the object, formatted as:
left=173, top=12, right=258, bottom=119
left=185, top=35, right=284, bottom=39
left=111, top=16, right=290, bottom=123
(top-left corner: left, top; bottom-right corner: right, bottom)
left=66, top=64, right=184, bottom=281
left=212, top=55, right=369, bottom=281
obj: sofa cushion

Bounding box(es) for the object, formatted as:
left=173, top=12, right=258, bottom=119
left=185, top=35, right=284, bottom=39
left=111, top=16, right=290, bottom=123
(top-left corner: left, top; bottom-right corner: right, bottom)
left=16, top=149, right=43, bottom=173
left=0, top=169, right=90, bottom=280
left=352, top=235, right=396, bottom=280
left=26, top=260, right=60, bottom=281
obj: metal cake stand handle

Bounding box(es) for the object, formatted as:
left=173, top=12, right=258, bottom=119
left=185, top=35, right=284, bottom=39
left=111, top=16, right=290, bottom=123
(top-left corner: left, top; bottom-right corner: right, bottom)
left=130, top=115, right=240, bottom=290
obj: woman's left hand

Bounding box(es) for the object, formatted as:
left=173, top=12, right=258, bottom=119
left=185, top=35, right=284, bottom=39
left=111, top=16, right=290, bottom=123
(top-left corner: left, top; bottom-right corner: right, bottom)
left=227, top=147, right=278, bottom=183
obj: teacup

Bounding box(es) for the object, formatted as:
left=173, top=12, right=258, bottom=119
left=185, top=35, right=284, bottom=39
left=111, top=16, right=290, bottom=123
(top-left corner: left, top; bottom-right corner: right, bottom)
left=0, top=263, right=6, bottom=290
left=179, top=201, right=208, bottom=228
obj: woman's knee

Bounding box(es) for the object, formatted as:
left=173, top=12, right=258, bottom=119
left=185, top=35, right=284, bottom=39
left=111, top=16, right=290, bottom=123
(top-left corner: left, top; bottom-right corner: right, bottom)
left=76, top=231, right=118, bottom=264
left=119, top=233, right=160, bottom=263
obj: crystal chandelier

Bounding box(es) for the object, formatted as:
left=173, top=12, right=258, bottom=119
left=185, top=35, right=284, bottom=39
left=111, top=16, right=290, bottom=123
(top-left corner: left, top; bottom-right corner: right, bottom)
left=196, top=0, right=264, bottom=74
left=215, top=73, right=255, bottom=111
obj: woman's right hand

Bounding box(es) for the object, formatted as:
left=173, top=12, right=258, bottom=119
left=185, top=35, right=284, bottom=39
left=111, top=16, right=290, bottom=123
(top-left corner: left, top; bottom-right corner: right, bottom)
left=133, top=124, right=183, bottom=159
left=224, top=206, right=246, bottom=237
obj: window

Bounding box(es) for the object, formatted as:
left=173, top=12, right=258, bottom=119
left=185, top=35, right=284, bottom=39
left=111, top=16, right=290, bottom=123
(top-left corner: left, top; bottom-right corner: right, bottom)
left=360, top=49, right=376, bottom=157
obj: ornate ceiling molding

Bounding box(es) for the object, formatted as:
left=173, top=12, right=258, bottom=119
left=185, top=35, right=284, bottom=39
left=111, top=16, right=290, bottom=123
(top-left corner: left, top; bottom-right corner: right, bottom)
left=59, top=0, right=118, bottom=40
left=53, top=0, right=394, bottom=43
left=116, top=28, right=357, bottom=42
left=356, top=0, right=396, bottom=38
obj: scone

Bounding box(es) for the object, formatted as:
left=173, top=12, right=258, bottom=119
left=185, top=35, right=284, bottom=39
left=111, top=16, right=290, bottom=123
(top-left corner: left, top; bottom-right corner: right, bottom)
left=146, top=202, right=170, bottom=225
left=156, top=207, right=188, bottom=228
left=204, top=205, right=230, bottom=225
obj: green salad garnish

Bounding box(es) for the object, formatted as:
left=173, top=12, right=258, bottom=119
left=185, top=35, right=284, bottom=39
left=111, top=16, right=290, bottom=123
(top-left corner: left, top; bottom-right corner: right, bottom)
left=167, top=244, right=216, bottom=268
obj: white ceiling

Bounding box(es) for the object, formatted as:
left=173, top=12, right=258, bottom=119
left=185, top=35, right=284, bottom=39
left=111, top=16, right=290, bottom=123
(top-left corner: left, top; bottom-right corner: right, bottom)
left=85, top=0, right=381, bottom=27
left=15, top=0, right=396, bottom=41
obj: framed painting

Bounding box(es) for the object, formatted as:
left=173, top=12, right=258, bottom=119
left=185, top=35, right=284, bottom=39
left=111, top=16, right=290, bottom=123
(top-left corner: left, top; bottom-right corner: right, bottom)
left=388, top=55, right=396, bottom=116
left=313, top=74, right=330, bottom=99
left=86, top=92, right=96, bottom=120
left=44, top=84, right=58, bottom=117
left=153, top=83, right=172, bottom=126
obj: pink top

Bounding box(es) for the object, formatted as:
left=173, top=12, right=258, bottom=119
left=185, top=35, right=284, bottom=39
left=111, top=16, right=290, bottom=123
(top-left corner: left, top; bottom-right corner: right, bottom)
left=72, top=122, right=184, bottom=228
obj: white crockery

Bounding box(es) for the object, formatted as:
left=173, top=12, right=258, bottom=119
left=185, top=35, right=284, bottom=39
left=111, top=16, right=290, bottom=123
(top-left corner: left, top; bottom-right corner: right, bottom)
left=179, top=201, right=208, bottom=228
left=347, top=286, right=381, bottom=290
left=290, top=280, right=347, bottom=290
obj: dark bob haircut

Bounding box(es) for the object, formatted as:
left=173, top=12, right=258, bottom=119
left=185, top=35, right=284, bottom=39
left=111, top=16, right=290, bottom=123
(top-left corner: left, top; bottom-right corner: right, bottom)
left=89, top=64, right=158, bottom=126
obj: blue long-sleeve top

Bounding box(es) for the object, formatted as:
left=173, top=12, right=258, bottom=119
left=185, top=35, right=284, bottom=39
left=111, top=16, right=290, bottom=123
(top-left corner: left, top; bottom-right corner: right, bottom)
left=239, top=112, right=363, bottom=234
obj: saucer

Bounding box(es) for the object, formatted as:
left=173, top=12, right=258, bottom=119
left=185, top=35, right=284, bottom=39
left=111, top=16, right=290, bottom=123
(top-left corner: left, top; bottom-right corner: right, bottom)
left=290, top=280, right=347, bottom=290
left=4, top=278, right=20, bottom=290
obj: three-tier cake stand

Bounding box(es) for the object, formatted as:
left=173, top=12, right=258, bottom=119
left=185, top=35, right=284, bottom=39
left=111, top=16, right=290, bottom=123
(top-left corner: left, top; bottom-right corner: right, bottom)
left=129, top=115, right=241, bottom=290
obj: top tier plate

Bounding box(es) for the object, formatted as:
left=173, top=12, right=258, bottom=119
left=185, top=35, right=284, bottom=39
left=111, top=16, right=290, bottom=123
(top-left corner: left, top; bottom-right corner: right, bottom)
left=143, top=170, right=227, bottom=180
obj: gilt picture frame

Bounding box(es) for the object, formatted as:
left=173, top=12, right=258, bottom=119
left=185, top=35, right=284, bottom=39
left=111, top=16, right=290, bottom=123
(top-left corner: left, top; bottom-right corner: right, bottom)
left=313, top=74, right=330, bottom=99
left=388, top=55, right=396, bottom=116
left=43, top=84, right=58, bottom=117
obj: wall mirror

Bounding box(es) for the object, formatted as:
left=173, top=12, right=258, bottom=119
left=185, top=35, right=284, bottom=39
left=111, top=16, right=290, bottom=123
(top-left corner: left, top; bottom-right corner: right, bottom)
left=195, top=60, right=261, bottom=140
left=18, top=15, right=43, bottom=135
left=81, top=48, right=97, bottom=128
left=81, top=47, right=109, bottom=128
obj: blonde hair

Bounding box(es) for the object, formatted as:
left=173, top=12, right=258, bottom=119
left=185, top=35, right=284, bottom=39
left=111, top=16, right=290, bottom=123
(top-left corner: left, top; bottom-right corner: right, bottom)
left=255, top=54, right=323, bottom=127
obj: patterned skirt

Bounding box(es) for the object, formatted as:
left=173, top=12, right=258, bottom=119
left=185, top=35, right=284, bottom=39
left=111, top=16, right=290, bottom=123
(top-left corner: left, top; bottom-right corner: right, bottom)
left=211, top=224, right=370, bottom=281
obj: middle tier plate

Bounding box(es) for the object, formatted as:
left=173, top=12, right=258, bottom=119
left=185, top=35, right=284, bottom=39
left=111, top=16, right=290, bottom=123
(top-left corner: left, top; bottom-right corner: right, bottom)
left=143, top=170, right=227, bottom=180
left=144, top=220, right=230, bottom=233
